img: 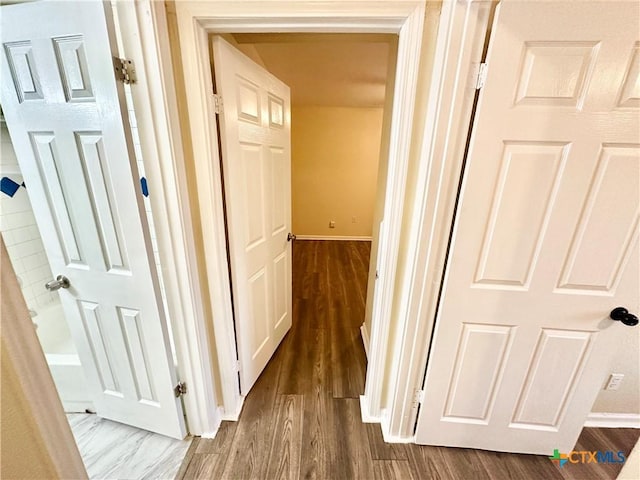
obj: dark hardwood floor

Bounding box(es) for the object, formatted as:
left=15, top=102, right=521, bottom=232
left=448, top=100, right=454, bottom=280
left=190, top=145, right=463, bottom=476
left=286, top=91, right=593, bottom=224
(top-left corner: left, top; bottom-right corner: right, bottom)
left=177, top=240, right=639, bottom=480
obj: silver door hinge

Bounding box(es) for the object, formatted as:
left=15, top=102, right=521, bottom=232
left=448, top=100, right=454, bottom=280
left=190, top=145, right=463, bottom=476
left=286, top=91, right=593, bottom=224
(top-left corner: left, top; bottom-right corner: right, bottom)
left=414, top=389, right=425, bottom=406
left=174, top=381, right=187, bottom=397
left=475, top=62, right=488, bottom=90
left=113, top=57, right=137, bottom=85
left=235, top=360, right=241, bottom=372
left=213, top=94, right=223, bottom=114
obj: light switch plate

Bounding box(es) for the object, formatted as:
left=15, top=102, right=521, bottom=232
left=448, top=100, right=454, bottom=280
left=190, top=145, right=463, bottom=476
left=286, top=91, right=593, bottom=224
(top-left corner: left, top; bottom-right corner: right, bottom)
left=605, top=373, right=624, bottom=390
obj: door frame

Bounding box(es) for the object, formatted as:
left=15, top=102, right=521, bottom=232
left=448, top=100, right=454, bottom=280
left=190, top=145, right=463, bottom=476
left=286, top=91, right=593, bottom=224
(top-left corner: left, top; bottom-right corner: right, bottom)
left=112, top=1, right=221, bottom=437
left=172, top=0, right=426, bottom=422
left=382, top=0, right=497, bottom=440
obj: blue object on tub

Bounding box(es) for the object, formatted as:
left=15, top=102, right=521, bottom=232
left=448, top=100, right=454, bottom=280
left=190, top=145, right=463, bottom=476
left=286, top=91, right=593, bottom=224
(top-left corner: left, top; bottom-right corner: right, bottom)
left=1, top=177, right=21, bottom=197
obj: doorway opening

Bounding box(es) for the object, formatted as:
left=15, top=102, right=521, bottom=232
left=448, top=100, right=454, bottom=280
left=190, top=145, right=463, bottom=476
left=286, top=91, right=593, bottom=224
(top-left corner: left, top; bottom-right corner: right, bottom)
left=212, top=33, right=397, bottom=401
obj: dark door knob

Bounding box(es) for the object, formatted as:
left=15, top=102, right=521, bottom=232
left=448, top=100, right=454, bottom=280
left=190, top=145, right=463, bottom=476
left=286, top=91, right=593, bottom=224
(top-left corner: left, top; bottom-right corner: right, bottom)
left=610, top=307, right=639, bottom=327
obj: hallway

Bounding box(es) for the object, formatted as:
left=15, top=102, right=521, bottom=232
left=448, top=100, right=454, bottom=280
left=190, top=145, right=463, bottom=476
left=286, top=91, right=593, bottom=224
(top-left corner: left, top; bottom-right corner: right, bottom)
left=176, top=240, right=638, bottom=480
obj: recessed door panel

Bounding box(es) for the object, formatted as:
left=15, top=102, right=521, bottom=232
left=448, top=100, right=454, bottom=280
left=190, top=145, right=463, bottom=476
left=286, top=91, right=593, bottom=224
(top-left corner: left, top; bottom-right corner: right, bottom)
left=558, top=145, right=639, bottom=293
left=511, top=329, right=593, bottom=430
left=617, top=43, right=640, bottom=108
left=76, top=132, right=129, bottom=273
left=29, top=131, right=84, bottom=266
left=79, top=301, right=121, bottom=396
left=52, top=35, right=94, bottom=102
left=474, top=142, right=568, bottom=289
left=273, top=252, right=288, bottom=331
left=444, top=323, right=514, bottom=422
left=3, top=40, right=43, bottom=102
left=515, top=41, right=599, bottom=108
left=241, top=142, right=266, bottom=249
left=270, top=147, right=286, bottom=235
left=118, top=307, right=157, bottom=404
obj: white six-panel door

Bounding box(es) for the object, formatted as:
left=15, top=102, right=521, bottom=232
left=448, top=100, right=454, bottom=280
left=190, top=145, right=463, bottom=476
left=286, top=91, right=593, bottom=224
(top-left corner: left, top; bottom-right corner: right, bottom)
left=417, top=1, right=639, bottom=454
left=211, top=37, right=292, bottom=394
left=0, top=1, right=186, bottom=439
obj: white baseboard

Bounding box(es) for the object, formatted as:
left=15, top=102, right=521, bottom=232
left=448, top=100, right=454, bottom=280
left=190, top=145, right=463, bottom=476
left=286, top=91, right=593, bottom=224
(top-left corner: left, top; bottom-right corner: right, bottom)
left=295, top=235, right=372, bottom=241
left=200, top=408, right=223, bottom=438
left=359, top=395, right=380, bottom=424
left=220, top=396, right=245, bottom=421
left=380, top=409, right=415, bottom=443
left=360, top=323, right=370, bottom=359
left=584, top=413, right=640, bottom=428
left=62, top=401, right=95, bottom=413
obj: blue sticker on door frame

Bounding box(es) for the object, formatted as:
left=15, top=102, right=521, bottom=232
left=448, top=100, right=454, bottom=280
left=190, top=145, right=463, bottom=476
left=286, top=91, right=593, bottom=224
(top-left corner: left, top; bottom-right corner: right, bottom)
left=140, top=177, right=149, bottom=197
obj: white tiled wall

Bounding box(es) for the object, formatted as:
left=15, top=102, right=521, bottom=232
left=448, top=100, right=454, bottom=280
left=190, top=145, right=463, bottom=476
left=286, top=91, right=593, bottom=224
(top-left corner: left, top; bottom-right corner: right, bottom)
left=124, top=85, right=168, bottom=308
left=123, top=86, right=175, bottom=362
left=0, top=126, right=56, bottom=310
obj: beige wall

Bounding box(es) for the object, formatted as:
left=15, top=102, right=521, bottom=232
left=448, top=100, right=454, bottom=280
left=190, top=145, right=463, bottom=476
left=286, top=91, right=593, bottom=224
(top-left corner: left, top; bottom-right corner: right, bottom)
left=363, top=38, right=398, bottom=342
left=292, top=106, right=383, bottom=238
left=1, top=240, right=85, bottom=479
left=1, top=346, right=58, bottom=480
left=591, top=332, right=640, bottom=414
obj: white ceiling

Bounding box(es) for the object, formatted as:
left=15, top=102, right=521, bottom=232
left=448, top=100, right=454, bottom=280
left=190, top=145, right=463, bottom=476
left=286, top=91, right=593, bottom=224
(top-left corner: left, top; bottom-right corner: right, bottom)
left=232, top=33, right=396, bottom=108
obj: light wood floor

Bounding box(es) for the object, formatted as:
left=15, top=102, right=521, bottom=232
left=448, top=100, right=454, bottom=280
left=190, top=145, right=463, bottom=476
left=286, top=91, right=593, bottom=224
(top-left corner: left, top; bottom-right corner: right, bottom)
left=177, top=240, right=639, bottom=480
left=68, top=413, right=191, bottom=479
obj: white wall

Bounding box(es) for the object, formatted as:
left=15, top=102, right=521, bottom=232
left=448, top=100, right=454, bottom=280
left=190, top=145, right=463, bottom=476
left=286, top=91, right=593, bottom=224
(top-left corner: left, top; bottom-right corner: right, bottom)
left=0, top=125, right=56, bottom=311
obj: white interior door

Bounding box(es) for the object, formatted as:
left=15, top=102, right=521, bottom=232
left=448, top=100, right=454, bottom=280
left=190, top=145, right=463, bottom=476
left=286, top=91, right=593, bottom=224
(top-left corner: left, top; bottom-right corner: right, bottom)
left=211, top=36, right=292, bottom=394
left=0, top=1, right=186, bottom=439
left=417, top=1, right=639, bottom=455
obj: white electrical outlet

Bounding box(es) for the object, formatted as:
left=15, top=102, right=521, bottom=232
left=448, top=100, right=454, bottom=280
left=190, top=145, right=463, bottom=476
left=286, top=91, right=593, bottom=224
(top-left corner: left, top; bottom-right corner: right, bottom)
left=605, top=373, right=624, bottom=390
left=329, top=220, right=336, bottom=228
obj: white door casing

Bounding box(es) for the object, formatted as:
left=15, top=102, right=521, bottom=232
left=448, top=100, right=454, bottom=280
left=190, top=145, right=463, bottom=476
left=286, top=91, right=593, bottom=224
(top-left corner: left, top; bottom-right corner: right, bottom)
left=0, top=1, right=186, bottom=439
left=211, top=36, right=292, bottom=394
left=417, top=1, right=639, bottom=454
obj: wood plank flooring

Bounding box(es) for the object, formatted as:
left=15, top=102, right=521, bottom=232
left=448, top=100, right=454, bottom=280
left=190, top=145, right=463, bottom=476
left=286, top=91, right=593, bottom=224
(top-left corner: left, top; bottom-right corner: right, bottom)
left=177, top=240, right=639, bottom=480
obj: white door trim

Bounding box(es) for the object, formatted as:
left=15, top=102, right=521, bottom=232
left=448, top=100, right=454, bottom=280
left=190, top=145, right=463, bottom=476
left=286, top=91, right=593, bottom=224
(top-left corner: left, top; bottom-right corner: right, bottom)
left=173, top=0, right=425, bottom=420
left=381, top=0, right=497, bottom=440
left=112, top=1, right=221, bottom=437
